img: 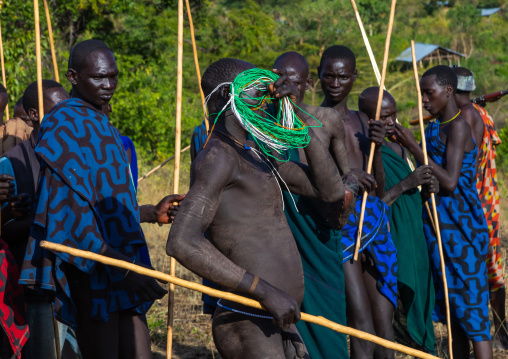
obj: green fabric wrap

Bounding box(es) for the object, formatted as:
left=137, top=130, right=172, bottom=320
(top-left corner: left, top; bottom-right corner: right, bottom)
left=282, top=149, right=348, bottom=359
left=381, top=145, right=436, bottom=353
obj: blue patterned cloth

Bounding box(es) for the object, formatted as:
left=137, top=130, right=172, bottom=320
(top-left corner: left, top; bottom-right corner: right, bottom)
left=423, top=121, right=491, bottom=341
left=19, top=98, right=152, bottom=328
left=341, top=196, right=398, bottom=307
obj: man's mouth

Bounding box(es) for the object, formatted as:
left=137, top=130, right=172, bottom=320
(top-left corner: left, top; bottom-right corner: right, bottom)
left=100, top=94, right=113, bottom=101
left=328, top=90, right=342, bottom=97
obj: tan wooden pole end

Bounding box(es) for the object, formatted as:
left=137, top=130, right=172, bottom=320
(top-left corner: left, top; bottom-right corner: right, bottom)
left=353, top=0, right=397, bottom=261
left=0, top=1, right=9, bottom=122
left=43, top=0, right=59, bottom=82
left=39, top=240, right=440, bottom=359
left=410, top=40, right=453, bottom=358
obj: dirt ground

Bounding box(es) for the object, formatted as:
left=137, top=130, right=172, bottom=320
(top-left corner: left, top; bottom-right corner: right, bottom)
left=139, top=156, right=508, bottom=358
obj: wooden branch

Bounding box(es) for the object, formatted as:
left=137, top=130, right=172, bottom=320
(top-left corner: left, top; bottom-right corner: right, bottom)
left=411, top=40, right=453, bottom=359
left=353, top=0, right=397, bottom=261
left=167, top=1, right=184, bottom=357
left=184, top=0, right=208, bottom=132
left=43, top=0, right=59, bottom=82
left=0, top=1, right=8, bottom=122
left=137, top=145, right=190, bottom=183
left=39, top=240, right=440, bottom=359
left=34, top=0, right=44, bottom=125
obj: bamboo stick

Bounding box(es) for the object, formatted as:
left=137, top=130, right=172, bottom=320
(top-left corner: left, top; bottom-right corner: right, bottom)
left=184, top=0, right=208, bottom=132
left=43, top=0, right=59, bottom=82
left=138, top=145, right=190, bottom=183
left=39, top=240, right=440, bottom=359
left=167, top=1, right=184, bottom=357
left=411, top=40, right=453, bottom=358
left=353, top=0, right=397, bottom=261
left=0, top=1, right=8, bottom=122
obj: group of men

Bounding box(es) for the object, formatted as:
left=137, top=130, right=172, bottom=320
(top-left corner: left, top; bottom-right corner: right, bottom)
left=0, top=37, right=503, bottom=359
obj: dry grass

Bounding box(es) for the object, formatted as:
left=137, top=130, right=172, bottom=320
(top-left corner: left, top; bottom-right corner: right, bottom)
left=139, top=154, right=508, bottom=358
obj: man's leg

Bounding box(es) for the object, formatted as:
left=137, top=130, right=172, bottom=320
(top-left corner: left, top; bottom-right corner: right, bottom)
left=212, top=307, right=288, bottom=359
left=490, top=287, right=508, bottom=349
left=362, top=261, right=394, bottom=359
left=473, top=340, right=494, bottom=359
left=118, top=311, right=152, bottom=359
left=24, top=300, right=58, bottom=359
left=344, top=258, right=376, bottom=359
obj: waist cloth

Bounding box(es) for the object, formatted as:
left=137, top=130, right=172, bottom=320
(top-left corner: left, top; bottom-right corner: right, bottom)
left=423, top=121, right=491, bottom=341
left=341, top=195, right=398, bottom=307
left=382, top=145, right=435, bottom=353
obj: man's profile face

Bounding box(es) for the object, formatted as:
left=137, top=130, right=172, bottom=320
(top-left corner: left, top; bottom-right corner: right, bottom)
left=14, top=103, right=30, bottom=126
left=319, top=58, right=357, bottom=105
left=69, top=49, right=119, bottom=109
left=0, top=92, right=7, bottom=112
left=27, top=87, right=70, bottom=124
left=420, top=75, right=451, bottom=116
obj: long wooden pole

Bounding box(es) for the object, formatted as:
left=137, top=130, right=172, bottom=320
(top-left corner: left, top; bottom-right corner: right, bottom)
left=184, top=0, right=208, bottom=132
left=0, top=1, right=8, bottom=122
left=411, top=40, right=453, bottom=358
left=167, top=0, right=184, bottom=357
left=43, top=0, right=59, bottom=82
left=35, top=1, right=61, bottom=357
left=40, top=240, right=439, bottom=359
left=353, top=0, right=396, bottom=261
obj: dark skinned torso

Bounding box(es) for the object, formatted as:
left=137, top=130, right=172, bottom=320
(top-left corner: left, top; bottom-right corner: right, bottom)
left=205, top=134, right=304, bottom=303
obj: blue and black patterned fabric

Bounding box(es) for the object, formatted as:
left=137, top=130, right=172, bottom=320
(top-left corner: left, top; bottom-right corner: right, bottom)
left=422, top=121, right=491, bottom=342
left=19, top=98, right=152, bottom=328
left=341, top=196, right=398, bottom=307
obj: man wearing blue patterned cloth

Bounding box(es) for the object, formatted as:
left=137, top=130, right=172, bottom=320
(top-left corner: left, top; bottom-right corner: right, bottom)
left=19, top=40, right=176, bottom=359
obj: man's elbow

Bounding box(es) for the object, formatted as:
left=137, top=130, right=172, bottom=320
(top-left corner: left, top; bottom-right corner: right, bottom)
left=318, top=186, right=345, bottom=203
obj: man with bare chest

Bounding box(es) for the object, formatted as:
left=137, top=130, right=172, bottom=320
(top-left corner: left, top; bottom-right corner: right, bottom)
left=166, top=58, right=344, bottom=359
left=319, top=45, right=398, bottom=359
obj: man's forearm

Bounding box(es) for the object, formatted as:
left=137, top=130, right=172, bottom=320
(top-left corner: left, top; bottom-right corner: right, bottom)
left=139, top=204, right=157, bottom=223
left=373, top=149, right=385, bottom=198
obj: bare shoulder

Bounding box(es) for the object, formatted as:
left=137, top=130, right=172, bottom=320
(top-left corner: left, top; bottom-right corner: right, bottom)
left=301, top=104, right=344, bottom=134
left=449, top=116, right=473, bottom=138
left=191, top=136, right=238, bottom=186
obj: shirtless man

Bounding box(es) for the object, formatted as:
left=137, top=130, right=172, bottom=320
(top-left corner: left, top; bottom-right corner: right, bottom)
left=319, top=45, right=398, bottom=359
left=167, top=58, right=344, bottom=359
left=0, top=84, right=7, bottom=124
left=394, top=65, right=493, bottom=359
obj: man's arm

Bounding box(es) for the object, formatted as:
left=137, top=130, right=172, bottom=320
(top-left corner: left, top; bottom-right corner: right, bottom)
left=139, top=194, right=185, bottom=224
left=276, top=125, right=344, bottom=203
left=166, top=145, right=300, bottom=327
left=382, top=165, right=433, bottom=206
left=368, top=120, right=386, bottom=198
left=329, top=110, right=351, bottom=176
left=393, top=121, right=470, bottom=193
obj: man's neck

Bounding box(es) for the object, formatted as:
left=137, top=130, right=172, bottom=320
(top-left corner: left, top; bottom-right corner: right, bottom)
left=455, top=93, right=471, bottom=109
left=321, top=96, right=349, bottom=114
left=437, top=99, right=460, bottom=122
left=215, top=110, right=248, bottom=144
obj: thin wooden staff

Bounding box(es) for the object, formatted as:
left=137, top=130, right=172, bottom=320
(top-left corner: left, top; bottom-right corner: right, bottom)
left=35, top=1, right=61, bottom=357
left=184, top=0, right=208, bottom=132
left=167, top=0, right=184, bottom=357
left=138, top=145, right=190, bottom=183
left=39, top=240, right=439, bottom=359
left=43, top=0, right=59, bottom=82
left=353, top=0, right=396, bottom=261
left=0, top=1, right=8, bottom=122
left=410, top=40, right=453, bottom=358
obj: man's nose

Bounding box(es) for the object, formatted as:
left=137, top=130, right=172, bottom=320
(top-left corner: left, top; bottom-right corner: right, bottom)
left=103, top=79, right=115, bottom=89
left=331, top=78, right=340, bottom=87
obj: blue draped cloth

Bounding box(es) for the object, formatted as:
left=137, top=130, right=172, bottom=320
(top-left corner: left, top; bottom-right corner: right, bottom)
left=423, top=121, right=491, bottom=341
left=19, top=98, right=152, bottom=328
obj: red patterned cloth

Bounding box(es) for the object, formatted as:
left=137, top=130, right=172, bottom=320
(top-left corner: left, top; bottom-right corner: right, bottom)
left=0, top=238, right=29, bottom=358
left=474, top=103, right=504, bottom=291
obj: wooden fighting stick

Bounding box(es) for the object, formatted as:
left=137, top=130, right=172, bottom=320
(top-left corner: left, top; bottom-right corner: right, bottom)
left=353, top=0, right=396, bottom=261
left=184, top=0, right=208, bottom=132
left=43, top=0, right=59, bottom=82
left=40, top=240, right=440, bottom=359
left=410, top=40, right=453, bottom=358
left=167, top=0, right=184, bottom=358
left=0, top=1, right=8, bottom=122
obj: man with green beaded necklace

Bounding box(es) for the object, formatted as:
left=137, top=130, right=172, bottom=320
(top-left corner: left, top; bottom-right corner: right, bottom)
left=167, top=58, right=345, bottom=359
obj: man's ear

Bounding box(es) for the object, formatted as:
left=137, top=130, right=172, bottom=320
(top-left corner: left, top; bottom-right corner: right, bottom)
left=446, top=85, right=453, bottom=97
left=305, top=77, right=313, bottom=91
left=66, top=69, right=78, bottom=86
left=353, top=69, right=358, bottom=82
left=27, top=108, right=39, bottom=123
left=219, top=85, right=230, bottom=100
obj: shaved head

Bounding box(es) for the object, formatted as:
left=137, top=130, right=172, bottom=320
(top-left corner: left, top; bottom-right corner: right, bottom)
left=359, top=87, right=397, bottom=135
left=273, top=52, right=312, bottom=103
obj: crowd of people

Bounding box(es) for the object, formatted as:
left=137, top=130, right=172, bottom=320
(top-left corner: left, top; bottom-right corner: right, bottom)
left=0, top=38, right=504, bottom=359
